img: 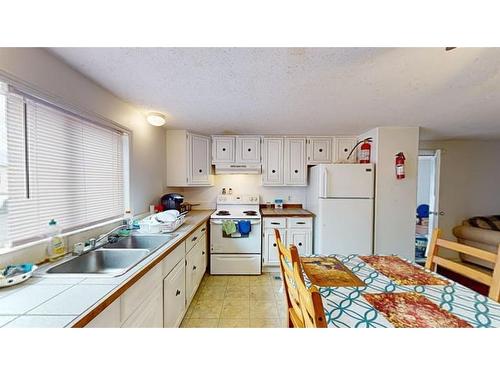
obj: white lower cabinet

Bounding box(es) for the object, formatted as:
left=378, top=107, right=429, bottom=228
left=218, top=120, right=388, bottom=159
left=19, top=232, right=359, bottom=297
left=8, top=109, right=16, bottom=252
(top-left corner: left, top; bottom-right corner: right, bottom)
left=163, top=259, right=186, bottom=328
left=84, top=222, right=208, bottom=328
left=262, top=217, right=313, bottom=266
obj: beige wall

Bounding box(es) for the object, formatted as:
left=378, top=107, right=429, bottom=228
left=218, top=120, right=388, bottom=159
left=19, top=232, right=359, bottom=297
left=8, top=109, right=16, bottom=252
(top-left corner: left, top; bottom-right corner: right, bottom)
left=0, top=48, right=166, bottom=264
left=420, top=140, right=500, bottom=240
left=360, top=127, right=419, bottom=260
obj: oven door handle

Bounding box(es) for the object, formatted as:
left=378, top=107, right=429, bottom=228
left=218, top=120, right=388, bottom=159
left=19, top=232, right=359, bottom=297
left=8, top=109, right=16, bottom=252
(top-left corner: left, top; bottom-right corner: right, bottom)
left=211, top=219, right=261, bottom=225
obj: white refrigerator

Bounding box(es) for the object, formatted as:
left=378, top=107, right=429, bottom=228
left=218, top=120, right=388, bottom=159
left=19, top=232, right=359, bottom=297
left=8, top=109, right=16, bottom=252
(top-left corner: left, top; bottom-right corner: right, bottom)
left=306, top=164, right=375, bottom=256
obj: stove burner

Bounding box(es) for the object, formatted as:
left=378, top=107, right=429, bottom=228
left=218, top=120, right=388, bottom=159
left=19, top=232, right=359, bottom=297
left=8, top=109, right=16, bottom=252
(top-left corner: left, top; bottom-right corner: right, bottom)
left=216, top=210, right=231, bottom=216
left=243, top=210, right=258, bottom=216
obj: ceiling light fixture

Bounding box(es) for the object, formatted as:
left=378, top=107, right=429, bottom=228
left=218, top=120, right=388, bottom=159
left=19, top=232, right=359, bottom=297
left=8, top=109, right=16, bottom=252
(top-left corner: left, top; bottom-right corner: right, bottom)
left=146, top=112, right=166, bottom=126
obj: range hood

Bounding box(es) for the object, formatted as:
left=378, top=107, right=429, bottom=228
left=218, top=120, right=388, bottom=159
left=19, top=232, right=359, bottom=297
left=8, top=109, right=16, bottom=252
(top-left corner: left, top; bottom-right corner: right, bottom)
left=214, top=163, right=262, bottom=175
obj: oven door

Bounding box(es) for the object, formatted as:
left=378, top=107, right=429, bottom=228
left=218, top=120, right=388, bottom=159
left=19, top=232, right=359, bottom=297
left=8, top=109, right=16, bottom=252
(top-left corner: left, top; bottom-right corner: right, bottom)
left=210, top=219, right=261, bottom=254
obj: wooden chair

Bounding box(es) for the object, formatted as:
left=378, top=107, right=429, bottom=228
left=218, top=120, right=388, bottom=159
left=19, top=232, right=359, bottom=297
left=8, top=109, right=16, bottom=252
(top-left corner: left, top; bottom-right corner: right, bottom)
left=292, top=261, right=327, bottom=328
left=425, top=228, right=500, bottom=302
left=275, top=229, right=304, bottom=328
left=274, top=229, right=327, bottom=328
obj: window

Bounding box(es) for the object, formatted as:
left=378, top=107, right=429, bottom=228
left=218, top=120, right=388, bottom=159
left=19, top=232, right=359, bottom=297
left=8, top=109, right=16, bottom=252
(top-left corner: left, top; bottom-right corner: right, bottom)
left=0, top=83, right=129, bottom=250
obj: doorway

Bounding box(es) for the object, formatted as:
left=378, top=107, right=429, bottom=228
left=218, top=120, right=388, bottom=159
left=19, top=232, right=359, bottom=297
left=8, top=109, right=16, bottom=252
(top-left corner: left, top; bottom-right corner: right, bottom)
left=415, top=150, right=441, bottom=263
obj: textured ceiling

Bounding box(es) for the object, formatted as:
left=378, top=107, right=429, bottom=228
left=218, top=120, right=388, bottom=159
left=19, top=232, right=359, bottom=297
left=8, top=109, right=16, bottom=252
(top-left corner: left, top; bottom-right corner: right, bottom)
left=49, top=48, right=500, bottom=140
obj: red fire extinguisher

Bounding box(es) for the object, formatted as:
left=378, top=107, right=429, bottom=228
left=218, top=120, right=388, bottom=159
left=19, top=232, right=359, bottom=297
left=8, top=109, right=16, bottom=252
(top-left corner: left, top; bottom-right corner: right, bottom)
left=359, top=139, right=371, bottom=164
left=395, top=152, right=406, bottom=179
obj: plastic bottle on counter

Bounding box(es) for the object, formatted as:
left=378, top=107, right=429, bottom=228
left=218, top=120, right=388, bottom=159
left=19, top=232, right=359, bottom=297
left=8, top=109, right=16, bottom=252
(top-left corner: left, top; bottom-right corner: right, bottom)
left=46, top=219, right=66, bottom=262
left=124, top=209, right=134, bottom=229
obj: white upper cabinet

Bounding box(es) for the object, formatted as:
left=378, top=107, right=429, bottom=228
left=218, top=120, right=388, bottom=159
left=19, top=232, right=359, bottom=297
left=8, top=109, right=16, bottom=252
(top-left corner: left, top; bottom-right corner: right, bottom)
left=166, top=130, right=213, bottom=187
left=262, top=137, right=284, bottom=185
left=307, top=137, right=334, bottom=165
left=211, top=135, right=261, bottom=164
left=236, top=136, right=261, bottom=163
left=212, top=136, right=235, bottom=163
left=284, top=137, right=307, bottom=186
left=189, top=134, right=211, bottom=184
left=335, top=136, right=358, bottom=163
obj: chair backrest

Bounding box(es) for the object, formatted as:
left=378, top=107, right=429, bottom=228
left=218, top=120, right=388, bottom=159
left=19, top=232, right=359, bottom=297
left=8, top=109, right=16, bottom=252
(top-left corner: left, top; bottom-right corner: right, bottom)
left=293, top=261, right=328, bottom=328
left=275, top=229, right=304, bottom=328
left=425, top=228, right=500, bottom=302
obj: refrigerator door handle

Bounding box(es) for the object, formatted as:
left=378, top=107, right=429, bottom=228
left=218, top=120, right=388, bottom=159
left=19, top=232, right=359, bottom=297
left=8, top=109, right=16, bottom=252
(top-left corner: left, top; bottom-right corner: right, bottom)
left=321, top=168, right=328, bottom=197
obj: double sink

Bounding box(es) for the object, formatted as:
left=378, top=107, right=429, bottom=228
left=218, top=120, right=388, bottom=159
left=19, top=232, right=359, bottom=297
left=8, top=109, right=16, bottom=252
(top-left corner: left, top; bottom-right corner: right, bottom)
left=44, top=234, right=178, bottom=277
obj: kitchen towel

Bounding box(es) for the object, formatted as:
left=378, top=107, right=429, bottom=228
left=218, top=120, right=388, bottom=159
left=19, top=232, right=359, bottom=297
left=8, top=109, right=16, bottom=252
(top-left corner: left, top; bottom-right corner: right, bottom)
left=238, top=220, right=252, bottom=235
left=222, top=220, right=237, bottom=235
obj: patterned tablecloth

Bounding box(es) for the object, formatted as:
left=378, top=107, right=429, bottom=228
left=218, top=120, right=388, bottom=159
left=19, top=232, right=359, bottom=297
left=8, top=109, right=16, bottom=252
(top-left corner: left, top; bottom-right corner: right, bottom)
left=305, top=255, right=500, bottom=328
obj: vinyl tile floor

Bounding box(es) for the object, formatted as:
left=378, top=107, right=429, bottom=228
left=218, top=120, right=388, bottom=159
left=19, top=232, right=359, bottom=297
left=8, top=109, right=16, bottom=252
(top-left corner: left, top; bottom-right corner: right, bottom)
left=181, top=272, right=288, bottom=328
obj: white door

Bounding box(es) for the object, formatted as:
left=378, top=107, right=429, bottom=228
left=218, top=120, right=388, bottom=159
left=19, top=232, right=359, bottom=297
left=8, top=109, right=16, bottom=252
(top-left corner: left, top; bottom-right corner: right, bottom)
left=285, top=138, right=307, bottom=185
left=212, top=136, right=235, bottom=163
left=185, top=247, right=199, bottom=304
left=320, top=164, right=374, bottom=198
left=307, top=137, right=333, bottom=165
left=163, top=259, right=186, bottom=328
left=427, top=149, right=442, bottom=254
left=262, top=138, right=284, bottom=185
left=264, top=228, right=285, bottom=265
left=286, top=229, right=311, bottom=256
left=236, top=137, right=261, bottom=163
left=189, top=134, right=211, bottom=184
left=315, top=198, right=373, bottom=255
left=335, top=137, right=357, bottom=163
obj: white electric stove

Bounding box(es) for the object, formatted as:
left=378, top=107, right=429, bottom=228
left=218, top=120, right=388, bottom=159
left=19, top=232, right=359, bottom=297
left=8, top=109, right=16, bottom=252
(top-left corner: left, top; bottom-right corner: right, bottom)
left=210, top=194, right=262, bottom=275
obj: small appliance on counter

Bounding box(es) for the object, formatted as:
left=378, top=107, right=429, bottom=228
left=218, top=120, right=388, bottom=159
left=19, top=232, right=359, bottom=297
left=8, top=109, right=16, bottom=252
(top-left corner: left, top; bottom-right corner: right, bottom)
left=161, top=193, right=185, bottom=212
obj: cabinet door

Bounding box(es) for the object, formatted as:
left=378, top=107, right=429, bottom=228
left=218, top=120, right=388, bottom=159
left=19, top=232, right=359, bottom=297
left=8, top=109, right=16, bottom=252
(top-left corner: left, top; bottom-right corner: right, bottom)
left=284, top=138, right=307, bottom=186
left=189, top=134, right=211, bottom=184
left=307, top=137, right=333, bottom=165
left=236, top=137, right=261, bottom=163
left=263, top=228, right=285, bottom=266
left=163, top=259, right=186, bottom=328
left=85, top=299, right=121, bottom=328
left=262, top=137, right=284, bottom=185
left=212, top=136, right=235, bottom=163
left=185, top=245, right=201, bottom=305
left=335, top=137, right=357, bottom=163
left=121, top=286, right=163, bottom=328
left=286, top=229, right=312, bottom=256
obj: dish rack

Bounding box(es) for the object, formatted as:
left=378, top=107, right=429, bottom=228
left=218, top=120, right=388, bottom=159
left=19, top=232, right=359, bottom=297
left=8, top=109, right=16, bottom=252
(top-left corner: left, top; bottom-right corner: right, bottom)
left=139, top=214, right=187, bottom=234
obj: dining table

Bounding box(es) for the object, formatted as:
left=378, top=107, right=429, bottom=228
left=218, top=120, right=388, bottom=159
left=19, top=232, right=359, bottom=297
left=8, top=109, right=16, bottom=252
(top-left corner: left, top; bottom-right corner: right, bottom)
left=299, top=254, right=500, bottom=328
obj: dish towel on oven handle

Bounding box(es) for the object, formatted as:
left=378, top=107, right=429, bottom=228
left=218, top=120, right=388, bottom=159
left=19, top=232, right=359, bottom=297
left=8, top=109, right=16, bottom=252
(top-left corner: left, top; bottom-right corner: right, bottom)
left=222, top=220, right=237, bottom=235
left=238, top=220, right=252, bottom=235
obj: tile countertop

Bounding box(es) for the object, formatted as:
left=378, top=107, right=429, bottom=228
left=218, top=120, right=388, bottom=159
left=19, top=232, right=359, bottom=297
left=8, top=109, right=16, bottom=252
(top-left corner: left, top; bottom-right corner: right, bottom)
left=260, top=208, right=314, bottom=217
left=0, top=210, right=213, bottom=328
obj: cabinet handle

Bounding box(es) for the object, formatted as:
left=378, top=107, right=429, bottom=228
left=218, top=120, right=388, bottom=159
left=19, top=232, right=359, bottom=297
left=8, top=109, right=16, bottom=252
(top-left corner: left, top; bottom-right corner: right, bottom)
left=198, top=169, right=203, bottom=173
left=176, top=290, right=181, bottom=296
left=247, top=148, right=251, bottom=152
left=271, top=222, right=281, bottom=225
left=192, top=236, right=198, bottom=242
left=272, top=169, right=276, bottom=173
left=202, top=251, right=205, bottom=255
left=319, top=148, right=323, bottom=152
left=193, top=265, right=197, bottom=270
left=201, top=227, right=206, bottom=232
left=344, top=148, right=348, bottom=152
left=273, top=243, right=277, bottom=247
left=222, top=148, right=226, bottom=151
left=298, top=242, right=303, bottom=246
left=296, top=221, right=306, bottom=225
left=294, top=169, right=298, bottom=173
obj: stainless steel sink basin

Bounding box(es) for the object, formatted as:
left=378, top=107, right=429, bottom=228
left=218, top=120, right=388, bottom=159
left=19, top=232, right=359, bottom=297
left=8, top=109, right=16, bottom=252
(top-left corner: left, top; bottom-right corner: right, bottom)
left=46, top=249, right=151, bottom=276
left=103, top=235, right=176, bottom=251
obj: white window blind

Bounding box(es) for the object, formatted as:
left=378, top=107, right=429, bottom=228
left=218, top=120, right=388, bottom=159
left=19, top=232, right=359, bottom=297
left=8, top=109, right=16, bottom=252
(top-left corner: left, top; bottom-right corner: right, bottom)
left=3, top=88, right=127, bottom=248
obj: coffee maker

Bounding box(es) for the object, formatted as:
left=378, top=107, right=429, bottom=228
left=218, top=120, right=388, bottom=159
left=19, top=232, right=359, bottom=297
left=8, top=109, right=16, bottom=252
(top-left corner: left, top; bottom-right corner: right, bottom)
left=161, top=193, right=185, bottom=212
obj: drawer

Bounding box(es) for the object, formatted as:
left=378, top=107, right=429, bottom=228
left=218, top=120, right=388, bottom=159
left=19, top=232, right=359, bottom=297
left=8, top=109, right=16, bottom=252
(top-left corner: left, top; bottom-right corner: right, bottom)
left=287, top=217, right=312, bottom=229
left=121, top=263, right=162, bottom=323
left=162, top=241, right=186, bottom=278
left=263, top=217, right=287, bottom=229
left=186, top=222, right=207, bottom=252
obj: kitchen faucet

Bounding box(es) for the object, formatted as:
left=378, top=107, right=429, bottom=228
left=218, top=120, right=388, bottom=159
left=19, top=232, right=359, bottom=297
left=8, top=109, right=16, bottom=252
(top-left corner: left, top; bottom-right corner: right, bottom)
left=74, top=224, right=128, bottom=255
